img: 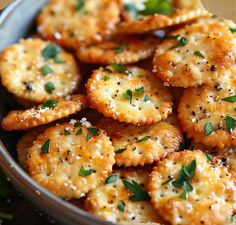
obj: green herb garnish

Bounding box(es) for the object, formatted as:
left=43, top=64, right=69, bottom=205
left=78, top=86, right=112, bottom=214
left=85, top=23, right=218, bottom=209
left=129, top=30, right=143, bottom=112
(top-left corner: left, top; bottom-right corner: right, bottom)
left=222, top=95, right=236, bottom=103
left=162, top=178, right=173, bottom=185
left=79, top=167, right=94, bottom=177
left=114, top=47, right=125, bottom=54
left=76, top=128, right=82, bottom=135
left=137, top=136, right=150, bottom=142
left=194, top=51, right=205, bottom=59
left=111, top=63, right=131, bottom=74
left=139, top=0, right=174, bottom=15
left=123, top=180, right=150, bottom=201
left=77, top=0, right=85, bottom=11
left=74, top=121, right=82, bottom=127
left=115, top=148, right=126, bottom=154
left=44, top=82, right=55, bottom=93
left=41, top=139, right=50, bottom=153
left=64, top=129, right=71, bottom=135
left=104, top=75, right=110, bottom=81
left=87, top=133, right=92, bottom=141
left=123, top=90, right=132, bottom=104
left=144, top=95, right=151, bottom=102
left=135, top=87, right=144, bottom=95
left=205, top=153, right=213, bottom=162
left=87, top=128, right=100, bottom=136
left=179, top=139, right=191, bottom=151
left=41, top=100, right=58, bottom=109
left=103, top=67, right=113, bottom=73
left=105, top=175, right=118, bottom=184
left=42, top=65, right=53, bottom=76
left=170, top=37, right=188, bottom=50
left=205, top=122, right=214, bottom=136
left=117, top=200, right=126, bottom=212
left=225, top=116, right=236, bottom=133
left=230, top=27, right=236, bottom=33
left=42, top=44, right=61, bottom=60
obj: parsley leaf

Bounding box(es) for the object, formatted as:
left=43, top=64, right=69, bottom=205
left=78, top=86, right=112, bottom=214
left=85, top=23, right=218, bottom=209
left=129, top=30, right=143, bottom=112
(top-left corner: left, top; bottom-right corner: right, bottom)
left=144, top=95, right=151, bottom=102
left=194, top=51, right=205, bottom=59
left=41, top=100, right=58, bottom=109
left=104, top=75, right=110, bottom=81
left=76, top=128, right=82, bottom=135
left=205, top=153, right=213, bottom=162
left=41, top=139, right=50, bottom=153
left=42, top=65, right=53, bottom=76
left=103, top=67, right=113, bottom=73
left=74, top=121, right=82, bottom=127
left=222, top=95, right=236, bottom=103
left=44, top=82, right=55, bottom=93
left=77, top=0, right=85, bottom=11
left=87, top=133, right=92, bottom=141
left=87, top=128, right=100, bottom=136
left=64, top=129, right=71, bottom=135
left=117, top=200, right=126, bottom=212
left=135, top=87, right=144, bottom=95
left=225, top=116, right=236, bottom=133
left=111, top=64, right=131, bottom=74
left=139, top=0, right=174, bottom=15
left=123, top=90, right=132, bottom=103
left=230, top=27, right=236, bottom=33
left=123, top=180, right=150, bottom=201
left=79, top=167, right=94, bottom=177
left=42, top=44, right=61, bottom=60
left=137, top=136, right=150, bottom=142
left=115, top=148, right=126, bottom=154
left=54, top=57, right=65, bottom=63
left=205, top=122, right=214, bottom=136
left=170, top=37, right=188, bottom=50
left=105, top=175, right=118, bottom=184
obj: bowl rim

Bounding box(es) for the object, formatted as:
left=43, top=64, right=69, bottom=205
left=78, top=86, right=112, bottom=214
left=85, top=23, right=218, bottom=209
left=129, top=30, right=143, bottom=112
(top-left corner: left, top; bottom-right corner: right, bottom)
left=0, top=1, right=115, bottom=225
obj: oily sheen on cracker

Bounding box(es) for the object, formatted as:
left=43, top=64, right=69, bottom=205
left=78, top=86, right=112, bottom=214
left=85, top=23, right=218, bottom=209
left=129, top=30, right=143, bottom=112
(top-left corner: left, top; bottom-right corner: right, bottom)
left=97, top=117, right=183, bottom=167
left=148, top=150, right=236, bottom=225
left=86, top=66, right=173, bottom=125
left=26, top=122, right=115, bottom=198
left=37, top=0, right=120, bottom=47
left=0, top=38, right=81, bottom=103
left=153, top=17, right=236, bottom=87
left=2, top=95, right=88, bottom=131
left=85, top=169, right=163, bottom=224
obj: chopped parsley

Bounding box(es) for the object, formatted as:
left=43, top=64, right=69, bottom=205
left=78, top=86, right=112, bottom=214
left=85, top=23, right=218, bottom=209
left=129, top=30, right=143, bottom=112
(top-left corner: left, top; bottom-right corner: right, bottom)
left=87, top=133, right=92, bottom=141
left=170, top=37, right=188, bottom=50
left=76, top=128, right=82, bottom=135
left=103, top=67, right=113, bottom=73
left=139, top=0, right=174, bottom=15
left=42, top=44, right=61, bottom=60
left=41, top=139, right=50, bottom=153
left=77, top=0, right=85, bottom=11
left=205, top=122, right=214, bottom=136
left=44, top=82, right=55, bottom=93
left=87, top=127, right=100, bottom=136
left=179, top=139, right=191, bottom=151
left=117, top=200, right=126, bottom=212
left=205, top=153, right=213, bottom=162
left=162, top=177, right=173, bottom=185
left=74, top=121, right=82, bottom=127
left=105, top=175, right=118, bottom=184
left=114, top=47, right=125, bottom=54
left=137, top=136, right=150, bottom=142
left=64, top=129, right=71, bottom=135
left=111, top=63, right=131, bottom=74
left=230, top=27, right=236, bottom=33
left=123, top=180, right=150, bottom=201
left=144, top=95, right=151, bottom=102
left=225, top=116, right=236, bottom=133
left=79, top=167, right=94, bottom=177
left=194, top=51, right=205, bottom=59
left=42, top=65, right=53, bottom=76
left=115, top=148, right=126, bottom=154
left=123, top=90, right=132, bottom=104
left=163, top=34, right=180, bottom=40
left=172, top=160, right=197, bottom=199
left=41, top=100, right=58, bottom=109
left=222, top=95, right=236, bottom=103
left=135, top=87, right=144, bottom=95
left=104, top=75, right=110, bottom=81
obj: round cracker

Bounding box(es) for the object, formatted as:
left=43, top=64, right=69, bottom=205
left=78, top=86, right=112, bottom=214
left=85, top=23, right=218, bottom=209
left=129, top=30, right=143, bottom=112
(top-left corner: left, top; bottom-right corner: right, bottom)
left=0, top=38, right=81, bottom=103
left=85, top=169, right=164, bottom=224
left=178, top=68, right=236, bottom=149
left=86, top=66, right=173, bottom=125
left=17, top=125, right=51, bottom=169
left=148, top=150, right=236, bottom=225
left=37, top=0, right=120, bottom=48
left=119, top=7, right=210, bottom=34
left=2, top=95, right=88, bottom=131
left=76, top=35, right=159, bottom=65
left=153, top=17, right=236, bottom=87
left=26, top=122, right=115, bottom=198
left=97, top=117, right=183, bottom=167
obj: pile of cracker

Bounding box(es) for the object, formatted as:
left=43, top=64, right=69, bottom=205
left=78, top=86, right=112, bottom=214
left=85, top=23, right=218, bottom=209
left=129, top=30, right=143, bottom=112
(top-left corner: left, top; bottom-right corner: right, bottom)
left=1, top=0, right=236, bottom=224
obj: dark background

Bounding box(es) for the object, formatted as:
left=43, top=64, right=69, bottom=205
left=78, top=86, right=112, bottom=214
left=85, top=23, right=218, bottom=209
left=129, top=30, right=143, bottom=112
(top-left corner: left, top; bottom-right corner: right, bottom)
left=0, top=173, right=54, bottom=225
